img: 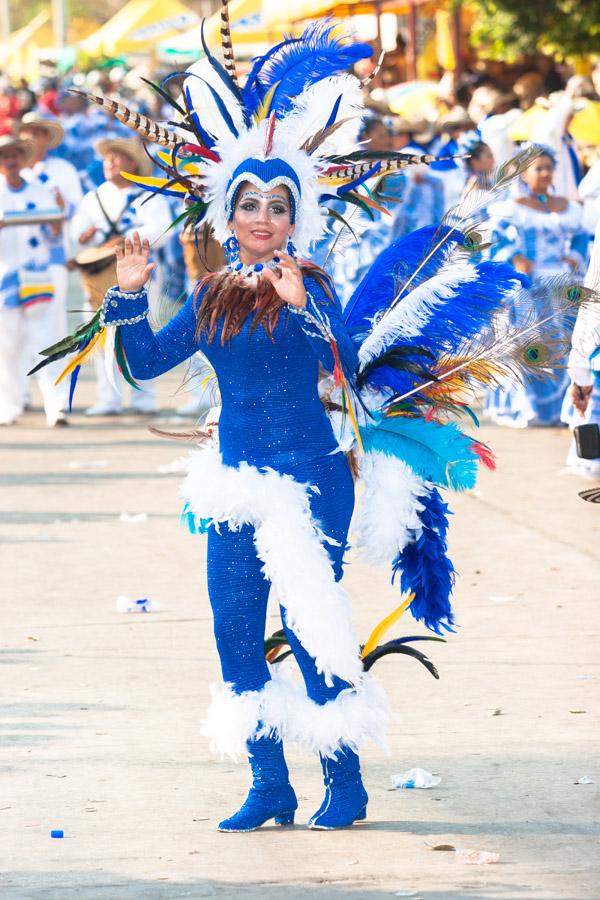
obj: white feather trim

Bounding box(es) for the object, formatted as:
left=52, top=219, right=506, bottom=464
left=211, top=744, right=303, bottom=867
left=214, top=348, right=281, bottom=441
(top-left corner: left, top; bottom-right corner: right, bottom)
left=358, top=263, right=480, bottom=366
left=181, top=448, right=364, bottom=685
left=280, top=74, right=364, bottom=157
left=202, top=670, right=389, bottom=760
left=355, top=453, right=429, bottom=566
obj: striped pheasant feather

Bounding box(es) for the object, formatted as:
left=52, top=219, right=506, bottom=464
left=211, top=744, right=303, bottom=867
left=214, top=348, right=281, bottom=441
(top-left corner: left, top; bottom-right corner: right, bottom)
left=220, top=0, right=238, bottom=85
left=72, top=91, right=180, bottom=148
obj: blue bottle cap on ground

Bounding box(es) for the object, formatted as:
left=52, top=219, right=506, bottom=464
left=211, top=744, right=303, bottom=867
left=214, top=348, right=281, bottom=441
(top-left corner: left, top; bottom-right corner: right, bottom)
left=51, top=829, right=64, bottom=838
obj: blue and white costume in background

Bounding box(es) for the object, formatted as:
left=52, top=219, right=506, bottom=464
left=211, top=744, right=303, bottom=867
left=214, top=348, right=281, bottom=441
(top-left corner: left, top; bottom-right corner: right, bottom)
left=429, top=137, right=467, bottom=211
left=24, top=153, right=84, bottom=413
left=0, top=177, right=64, bottom=425
left=486, top=197, right=588, bottom=427
left=390, top=144, right=445, bottom=241
left=329, top=174, right=405, bottom=305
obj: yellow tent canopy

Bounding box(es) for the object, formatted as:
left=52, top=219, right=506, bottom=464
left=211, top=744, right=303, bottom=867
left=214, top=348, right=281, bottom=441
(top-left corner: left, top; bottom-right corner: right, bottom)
left=204, top=0, right=293, bottom=46
left=159, top=0, right=296, bottom=59
left=262, top=0, right=434, bottom=24
left=509, top=101, right=600, bottom=147
left=80, top=0, right=199, bottom=58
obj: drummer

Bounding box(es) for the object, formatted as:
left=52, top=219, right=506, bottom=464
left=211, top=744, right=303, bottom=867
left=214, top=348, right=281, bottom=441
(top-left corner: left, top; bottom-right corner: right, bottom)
left=0, top=135, right=65, bottom=426
left=17, top=112, right=84, bottom=417
left=71, top=137, right=172, bottom=416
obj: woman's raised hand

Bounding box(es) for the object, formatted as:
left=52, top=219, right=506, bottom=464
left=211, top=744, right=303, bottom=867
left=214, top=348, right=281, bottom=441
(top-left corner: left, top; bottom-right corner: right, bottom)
left=261, top=250, right=306, bottom=308
left=115, top=231, right=156, bottom=293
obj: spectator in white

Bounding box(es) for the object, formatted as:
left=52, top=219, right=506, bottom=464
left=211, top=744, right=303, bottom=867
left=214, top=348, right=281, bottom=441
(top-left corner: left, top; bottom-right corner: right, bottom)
left=530, top=78, right=587, bottom=201
left=71, top=137, right=172, bottom=416
left=0, top=135, right=65, bottom=426
left=578, top=155, right=600, bottom=236
left=17, top=112, right=84, bottom=414
left=486, top=146, right=588, bottom=428
left=563, top=219, right=600, bottom=476
left=468, top=86, right=520, bottom=166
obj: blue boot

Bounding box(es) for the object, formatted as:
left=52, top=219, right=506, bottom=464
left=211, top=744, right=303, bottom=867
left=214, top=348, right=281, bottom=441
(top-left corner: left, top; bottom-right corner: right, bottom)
left=218, top=735, right=297, bottom=832
left=308, top=747, right=368, bottom=830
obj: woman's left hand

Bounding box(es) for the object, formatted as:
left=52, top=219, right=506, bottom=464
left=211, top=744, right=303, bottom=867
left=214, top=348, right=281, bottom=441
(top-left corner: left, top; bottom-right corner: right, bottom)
left=261, top=250, right=306, bottom=308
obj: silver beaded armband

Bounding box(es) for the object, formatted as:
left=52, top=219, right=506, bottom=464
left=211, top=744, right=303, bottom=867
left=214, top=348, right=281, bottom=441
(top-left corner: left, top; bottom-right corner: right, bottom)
left=288, top=293, right=330, bottom=341
left=100, top=286, right=150, bottom=328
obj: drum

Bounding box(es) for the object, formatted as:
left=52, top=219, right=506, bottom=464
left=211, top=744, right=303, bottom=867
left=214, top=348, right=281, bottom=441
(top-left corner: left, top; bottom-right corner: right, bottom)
left=181, top=227, right=225, bottom=282
left=75, top=242, right=120, bottom=310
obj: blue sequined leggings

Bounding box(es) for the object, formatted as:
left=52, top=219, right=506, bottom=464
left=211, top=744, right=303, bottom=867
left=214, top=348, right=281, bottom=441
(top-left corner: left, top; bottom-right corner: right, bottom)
left=206, top=454, right=355, bottom=703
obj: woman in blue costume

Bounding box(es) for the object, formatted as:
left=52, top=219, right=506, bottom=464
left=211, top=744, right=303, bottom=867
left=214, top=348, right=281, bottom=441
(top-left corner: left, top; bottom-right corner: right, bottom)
left=70, top=22, right=430, bottom=834
left=109, top=187, right=367, bottom=832
left=486, top=146, right=589, bottom=427
left=35, top=12, right=598, bottom=835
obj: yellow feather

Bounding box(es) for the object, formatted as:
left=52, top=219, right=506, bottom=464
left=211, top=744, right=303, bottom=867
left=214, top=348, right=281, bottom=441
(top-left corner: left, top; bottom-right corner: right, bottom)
left=200, top=371, right=216, bottom=389
left=154, top=149, right=203, bottom=176
left=155, top=148, right=176, bottom=168
left=120, top=172, right=187, bottom=193
left=253, top=82, right=280, bottom=123
left=54, top=331, right=103, bottom=386
left=361, top=593, right=415, bottom=659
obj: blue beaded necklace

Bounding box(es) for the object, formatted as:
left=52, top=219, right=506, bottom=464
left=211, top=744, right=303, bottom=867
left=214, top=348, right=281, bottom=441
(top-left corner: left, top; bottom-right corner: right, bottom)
left=227, top=257, right=280, bottom=278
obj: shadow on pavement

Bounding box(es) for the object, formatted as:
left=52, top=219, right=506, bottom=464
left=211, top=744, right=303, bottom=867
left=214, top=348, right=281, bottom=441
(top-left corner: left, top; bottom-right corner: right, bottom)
left=0, top=873, right=595, bottom=900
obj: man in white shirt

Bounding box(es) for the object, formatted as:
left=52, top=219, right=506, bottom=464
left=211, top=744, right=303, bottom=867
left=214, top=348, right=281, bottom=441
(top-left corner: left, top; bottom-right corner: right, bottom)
left=71, top=137, right=172, bottom=415
left=468, top=87, right=521, bottom=166
left=18, top=112, right=84, bottom=416
left=0, top=135, right=64, bottom=426
left=531, top=89, right=584, bottom=202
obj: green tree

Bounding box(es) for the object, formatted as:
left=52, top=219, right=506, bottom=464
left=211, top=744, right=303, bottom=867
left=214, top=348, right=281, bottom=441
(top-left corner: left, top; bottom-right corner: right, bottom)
left=468, top=0, right=600, bottom=60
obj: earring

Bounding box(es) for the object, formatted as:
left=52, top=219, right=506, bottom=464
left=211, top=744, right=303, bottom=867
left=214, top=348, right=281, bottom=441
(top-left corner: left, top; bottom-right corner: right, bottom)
left=224, top=233, right=240, bottom=265
left=286, top=236, right=296, bottom=257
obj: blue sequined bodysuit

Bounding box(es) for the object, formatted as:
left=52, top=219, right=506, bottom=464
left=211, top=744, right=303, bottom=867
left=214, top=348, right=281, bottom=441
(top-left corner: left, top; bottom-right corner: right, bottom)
left=105, top=274, right=359, bottom=704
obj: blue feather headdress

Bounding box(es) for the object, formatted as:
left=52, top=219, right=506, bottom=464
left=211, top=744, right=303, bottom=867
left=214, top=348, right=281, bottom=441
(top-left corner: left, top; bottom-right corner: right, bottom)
left=73, top=2, right=454, bottom=255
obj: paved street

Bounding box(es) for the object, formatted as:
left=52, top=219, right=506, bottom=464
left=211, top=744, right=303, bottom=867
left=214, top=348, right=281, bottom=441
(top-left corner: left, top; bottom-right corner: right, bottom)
left=1, top=365, right=599, bottom=900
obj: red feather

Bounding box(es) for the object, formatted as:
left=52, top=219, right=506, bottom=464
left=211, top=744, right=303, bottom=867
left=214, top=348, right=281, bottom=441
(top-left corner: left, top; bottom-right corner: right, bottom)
left=471, top=441, right=496, bottom=470
left=264, top=112, right=276, bottom=157
left=330, top=339, right=343, bottom=388
left=181, top=143, right=221, bottom=162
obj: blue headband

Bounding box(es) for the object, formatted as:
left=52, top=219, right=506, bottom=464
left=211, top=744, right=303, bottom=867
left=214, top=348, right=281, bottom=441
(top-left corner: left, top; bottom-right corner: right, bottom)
left=225, top=157, right=302, bottom=223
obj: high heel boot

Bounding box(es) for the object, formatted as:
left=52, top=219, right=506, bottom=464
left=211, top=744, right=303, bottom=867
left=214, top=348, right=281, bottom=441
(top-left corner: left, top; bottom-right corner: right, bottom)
left=218, top=734, right=297, bottom=832
left=308, top=746, right=368, bottom=830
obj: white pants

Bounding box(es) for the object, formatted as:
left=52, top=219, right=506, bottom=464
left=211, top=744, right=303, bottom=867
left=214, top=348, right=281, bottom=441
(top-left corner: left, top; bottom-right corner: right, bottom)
left=0, top=302, right=64, bottom=424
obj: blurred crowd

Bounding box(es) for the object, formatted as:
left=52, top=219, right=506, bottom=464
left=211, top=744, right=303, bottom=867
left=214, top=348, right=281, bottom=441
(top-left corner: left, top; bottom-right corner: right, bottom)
left=0, top=57, right=599, bottom=475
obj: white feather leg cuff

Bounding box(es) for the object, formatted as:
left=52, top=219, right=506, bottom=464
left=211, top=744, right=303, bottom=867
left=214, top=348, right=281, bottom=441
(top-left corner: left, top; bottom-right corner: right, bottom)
left=202, top=671, right=390, bottom=760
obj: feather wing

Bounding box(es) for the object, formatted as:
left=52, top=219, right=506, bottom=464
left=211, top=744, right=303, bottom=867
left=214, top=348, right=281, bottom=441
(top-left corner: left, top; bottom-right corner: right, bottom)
left=387, top=275, right=600, bottom=410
